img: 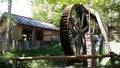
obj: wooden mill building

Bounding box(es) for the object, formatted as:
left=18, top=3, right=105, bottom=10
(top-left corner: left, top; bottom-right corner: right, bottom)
left=0, top=13, right=59, bottom=50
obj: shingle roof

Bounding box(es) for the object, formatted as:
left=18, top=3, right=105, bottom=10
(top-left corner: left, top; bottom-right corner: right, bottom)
left=12, top=14, right=59, bottom=30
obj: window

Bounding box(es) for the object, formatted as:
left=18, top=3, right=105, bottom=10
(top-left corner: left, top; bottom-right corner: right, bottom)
left=36, top=30, right=43, bottom=40
left=22, top=29, right=32, bottom=41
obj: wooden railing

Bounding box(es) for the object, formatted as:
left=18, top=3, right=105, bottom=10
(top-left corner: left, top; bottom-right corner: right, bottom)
left=11, top=52, right=118, bottom=68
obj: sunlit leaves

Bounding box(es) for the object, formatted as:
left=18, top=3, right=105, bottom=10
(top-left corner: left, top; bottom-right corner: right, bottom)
left=31, top=0, right=120, bottom=27
left=0, top=0, right=8, bottom=3
left=47, top=0, right=58, bottom=4
left=107, top=0, right=120, bottom=24
left=49, top=12, right=61, bottom=26
left=91, top=0, right=120, bottom=24
left=31, top=0, right=88, bottom=27
left=47, top=0, right=87, bottom=5
left=31, top=0, right=54, bottom=22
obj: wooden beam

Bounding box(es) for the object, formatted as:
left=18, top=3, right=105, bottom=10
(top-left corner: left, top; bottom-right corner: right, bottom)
left=94, top=12, right=111, bottom=53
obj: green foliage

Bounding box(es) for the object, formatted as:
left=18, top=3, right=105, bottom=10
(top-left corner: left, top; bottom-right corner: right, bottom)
left=11, top=43, right=61, bottom=57
left=0, top=58, right=12, bottom=68
left=30, top=0, right=63, bottom=27
left=3, top=52, right=15, bottom=58
left=92, top=0, right=120, bottom=25
left=30, top=0, right=50, bottom=22
left=0, top=42, right=62, bottom=68
left=30, top=0, right=120, bottom=27
left=115, top=55, right=120, bottom=67
left=91, top=0, right=109, bottom=23
left=1, top=13, right=9, bottom=25
left=30, top=0, right=88, bottom=27
left=47, top=0, right=87, bottom=5
left=108, top=0, right=120, bottom=24
left=0, top=12, right=16, bottom=26
left=25, top=60, right=59, bottom=68
left=0, top=0, right=8, bottom=3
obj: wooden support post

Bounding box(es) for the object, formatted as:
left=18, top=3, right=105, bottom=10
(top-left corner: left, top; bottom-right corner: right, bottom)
left=110, top=52, right=115, bottom=68
left=85, top=32, right=92, bottom=67
left=32, top=28, right=35, bottom=41
left=12, top=60, right=17, bottom=68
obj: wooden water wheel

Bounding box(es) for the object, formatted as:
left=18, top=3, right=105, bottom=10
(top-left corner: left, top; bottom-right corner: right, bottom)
left=60, top=3, right=111, bottom=66
left=60, top=4, right=88, bottom=56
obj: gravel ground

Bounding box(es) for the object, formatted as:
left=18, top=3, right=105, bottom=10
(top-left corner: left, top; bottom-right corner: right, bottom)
left=100, top=40, right=120, bottom=65
left=109, top=40, right=120, bottom=54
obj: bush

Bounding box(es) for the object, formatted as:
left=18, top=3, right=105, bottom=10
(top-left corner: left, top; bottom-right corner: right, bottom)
left=0, top=42, right=62, bottom=68
left=0, top=58, right=12, bottom=68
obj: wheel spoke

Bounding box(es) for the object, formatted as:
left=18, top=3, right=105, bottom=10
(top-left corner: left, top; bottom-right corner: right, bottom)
left=76, top=38, right=83, bottom=55
left=71, top=34, right=80, bottom=45
left=74, top=17, right=78, bottom=24
left=92, top=24, right=96, bottom=34
left=83, top=26, right=88, bottom=32
left=70, top=20, right=80, bottom=32
left=81, top=13, right=85, bottom=28
left=69, top=5, right=86, bottom=56
left=69, top=21, right=75, bottom=33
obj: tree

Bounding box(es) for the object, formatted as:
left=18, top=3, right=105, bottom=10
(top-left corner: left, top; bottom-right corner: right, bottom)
left=30, top=0, right=120, bottom=27
left=0, top=0, right=8, bottom=3
left=30, top=0, right=88, bottom=27
left=107, top=0, right=120, bottom=26
left=30, top=0, right=63, bottom=26
left=91, top=0, right=120, bottom=26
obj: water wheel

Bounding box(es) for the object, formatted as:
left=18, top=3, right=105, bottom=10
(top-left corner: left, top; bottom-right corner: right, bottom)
left=60, top=4, right=88, bottom=56
left=60, top=4, right=89, bottom=66
left=60, top=3, right=111, bottom=66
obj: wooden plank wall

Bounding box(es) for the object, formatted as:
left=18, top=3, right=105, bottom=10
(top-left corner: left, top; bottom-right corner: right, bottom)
left=12, top=26, right=22, bottom=40
left=51, top=30, right=60, bottom=41
left=14, top=40, right=48, bottom=50
left=43, top=30, right=51, bottom=41
left=43, top=30, right=60, bottom=42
